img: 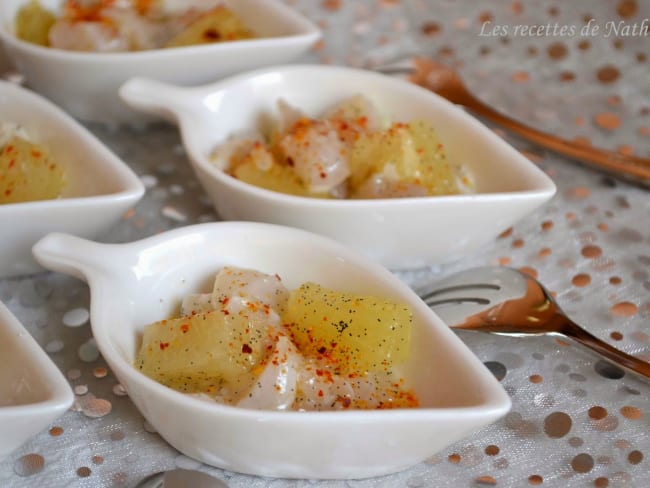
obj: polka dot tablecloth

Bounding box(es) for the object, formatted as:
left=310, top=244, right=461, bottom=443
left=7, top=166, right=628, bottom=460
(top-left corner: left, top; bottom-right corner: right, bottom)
left=1, top=0, right=649, bottom=487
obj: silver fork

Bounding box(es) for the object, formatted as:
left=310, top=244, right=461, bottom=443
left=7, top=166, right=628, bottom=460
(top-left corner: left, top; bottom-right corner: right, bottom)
left=419, top=266, right=650, bottom=379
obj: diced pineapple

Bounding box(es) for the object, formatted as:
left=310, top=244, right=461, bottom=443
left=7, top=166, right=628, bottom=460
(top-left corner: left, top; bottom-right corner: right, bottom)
left=348, top=120, right=460, bottom=197
left=15, top=0, right=56, bottom=46
left=407, top=120, right=462, bottom=195
left=135, top=309, right=274, bottom=397
left=0, top=136, right=65, bottom=204
left=232, top=158, right=330, bottom=198
left=166, top=6, right=254, bottom=48
left=283, top=282, right=411, bottom=373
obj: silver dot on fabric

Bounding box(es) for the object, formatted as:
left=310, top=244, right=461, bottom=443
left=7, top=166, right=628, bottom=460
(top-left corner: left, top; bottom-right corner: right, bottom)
left=62, top=307, right=90, bottom=327
left=67, top=369, right=82, bottom=380
left=78, top=339, right=100, bottom=363
left=112, top=384, right=128, bottom=397
left=45, top=340, right=64, bottom=353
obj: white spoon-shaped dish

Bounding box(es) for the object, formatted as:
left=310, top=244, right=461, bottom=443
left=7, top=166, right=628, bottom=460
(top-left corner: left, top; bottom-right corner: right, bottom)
left=0, top=80, right=144, bottom=277
left=120, top=65, right=556, bottom=269
left=33, top=221, right=510, bottom=479
left=0, top=301, right=73, bottom=459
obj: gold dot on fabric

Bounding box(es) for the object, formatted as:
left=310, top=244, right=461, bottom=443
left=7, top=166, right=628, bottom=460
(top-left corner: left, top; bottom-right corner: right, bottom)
left=544, top=412, right=572, bottom=438
left=498, top=257, right=512, bottom=266
left=615, top=439, right=631, bottom=449
left=620, top=406, right=643, bottom=419
left=608, top=95, right=622, bottom=106
left=578, top=39, right=591, bottom=50
left=571, top=453, right=594, bottom=473
left=610, top=331, right=623, bottom=341
left=589, top=406, right=608, bottom=420
left=529, top=374, right=543, bottom=384
left=512, top=238, right=525, bottom=248
left=609, top=276, right=622, bottom=285
left=92, top=456, right=104, bottom=465
left=611, top=302, right=638, bottom=317
left=582, top=245, right=603, bottom=259
left=565, top=186, right=591, bottom=200
left=77, top=467, right=92, bottom=478
left=598, top=223, right=609, bottom=232
left=478, top=11, right=493, bottom=24
left=512, top=71, right=530, bottom=82
left=14, top=454, right=45, bottom=477
left=560, top=71, right=576, bottom=82
left=485, top=445, right=500, bottom=456
left=541, top=221, right=554, bottom=231
left=617, top=0, right=638, bottom=18
left=628, top=450, right=643, bottom=464
left=110, top=430, right=125, bottom=441
left=568, top=437, right=584, bottom=447
left=538, top=248, right=552, bottom=258
left=572, top=274, right=591, bottom=287
left=596, top=65, right=620, bottom=83
left=448, top=453, right=461, bottom=463
left=476, top=475, right=497, bottom=485
left=421, top=21, right=442, bottom=36
left=594, top=112, right=622, bottom=130
left=93, top=367, right=108, bottom=379
left=528, top=474, right=543, bottom=485
left=49, top=426, right=64, bottom=437
left=547, top=42, right=568, bottom=59
left=594, top=477, right=609, bottom=487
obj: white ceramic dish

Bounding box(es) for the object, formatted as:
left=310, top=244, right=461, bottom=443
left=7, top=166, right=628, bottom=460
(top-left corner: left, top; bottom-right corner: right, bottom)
left=0, top=0, right=320, bottom=124
left=0, top=301, right=73, bottom=459
left=120, top=64, right=557, bottom=270
left=0, top=81, right=144, bottom=277
left=33, top=222, right=511, bottom=479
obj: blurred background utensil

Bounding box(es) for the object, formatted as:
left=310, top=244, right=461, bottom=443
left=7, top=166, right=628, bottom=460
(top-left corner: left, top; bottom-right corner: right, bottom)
left=419, top=266, right=650, bottom=379
left=375, top=58, right=650, bottom=187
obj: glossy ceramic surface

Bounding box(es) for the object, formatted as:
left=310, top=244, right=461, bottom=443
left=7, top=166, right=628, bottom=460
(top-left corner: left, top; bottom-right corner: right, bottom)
left=0, top=302, right=73, bottom=459
left=0, top=0, right=321, bottom=123
left=32, top=222, right=510, bottom=479
left=0, top=81, right=144, bottom=277
left=120, top=64, right=556, bottom=269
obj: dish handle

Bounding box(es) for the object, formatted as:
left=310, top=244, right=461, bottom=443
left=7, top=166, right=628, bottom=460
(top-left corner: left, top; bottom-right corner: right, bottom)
left=119, top=77, right=193, bottom=123
left=32, top=233, right=120, bottom=283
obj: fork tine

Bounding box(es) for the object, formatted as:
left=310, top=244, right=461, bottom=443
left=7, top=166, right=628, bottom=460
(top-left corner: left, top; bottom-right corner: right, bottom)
left=424, top=296, right=492, bottom=308
left=419, top=283, right=501, bottom=301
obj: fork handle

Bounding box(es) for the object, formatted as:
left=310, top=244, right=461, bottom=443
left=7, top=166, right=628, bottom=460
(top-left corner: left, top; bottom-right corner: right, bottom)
left=561, top=319, right=650, bottom=379
left=461, top=91, right=650, bottom=187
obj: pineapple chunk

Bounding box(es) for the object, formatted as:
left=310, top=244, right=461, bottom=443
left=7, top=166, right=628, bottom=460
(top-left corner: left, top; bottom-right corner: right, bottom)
left=232, top=157, right=330, bottom=198
left=283, top=282, right=411, bottom=373
left=0, top=136, right=65, bottom=204
left=135, top=309, right=273, bottom=397
left=166, top=6, right=254, bottom=48
left=15, top=0, right=56, bottom=47
left=348, top=120, right=460, bottom=197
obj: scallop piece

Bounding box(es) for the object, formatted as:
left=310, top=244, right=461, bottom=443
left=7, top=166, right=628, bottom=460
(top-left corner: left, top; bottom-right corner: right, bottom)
left=237, top=335, right=301, bottom=410
left=212, top=266, right=289, bottom=324
left=48, top=20, right=129, bottom=52
left=278, top=119, right=350, bottom=193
